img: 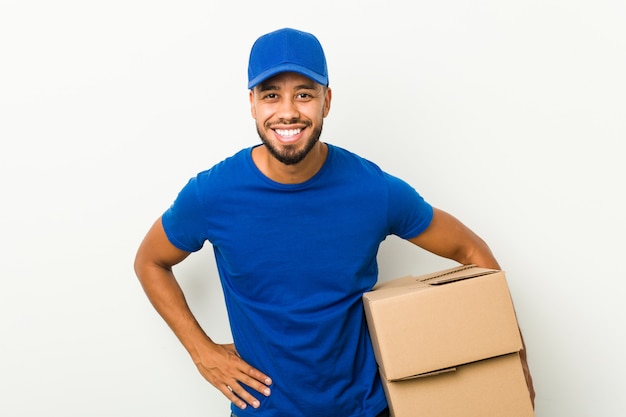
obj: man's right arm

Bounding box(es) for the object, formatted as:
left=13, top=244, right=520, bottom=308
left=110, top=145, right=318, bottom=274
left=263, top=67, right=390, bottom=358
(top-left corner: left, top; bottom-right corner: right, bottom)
left=133, top=217, right=272, bottom=410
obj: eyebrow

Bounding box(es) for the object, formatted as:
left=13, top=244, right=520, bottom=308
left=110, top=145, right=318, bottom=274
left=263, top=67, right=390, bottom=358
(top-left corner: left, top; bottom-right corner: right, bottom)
left=257, top=82, right=318, bottom=92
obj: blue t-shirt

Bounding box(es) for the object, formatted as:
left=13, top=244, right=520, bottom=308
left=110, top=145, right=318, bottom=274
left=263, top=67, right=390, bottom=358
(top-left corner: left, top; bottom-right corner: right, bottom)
left=162, top=144, right=433, bottom=417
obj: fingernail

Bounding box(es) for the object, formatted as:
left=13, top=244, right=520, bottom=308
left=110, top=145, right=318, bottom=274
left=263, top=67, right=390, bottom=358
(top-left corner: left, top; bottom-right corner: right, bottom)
left=265, top=378, right=272, bottom=385
left=253, top=400, right=260, bottom=408
left=264, top=388, right=271, bottom=396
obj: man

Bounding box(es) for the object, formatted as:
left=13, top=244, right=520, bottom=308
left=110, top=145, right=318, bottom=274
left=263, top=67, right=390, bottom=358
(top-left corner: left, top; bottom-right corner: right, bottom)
left=134, top=28, right=534, bottom=417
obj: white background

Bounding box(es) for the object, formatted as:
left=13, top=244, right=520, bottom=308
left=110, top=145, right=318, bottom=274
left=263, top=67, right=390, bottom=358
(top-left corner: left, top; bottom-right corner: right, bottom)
left=1, top=1, right=624, bottom=416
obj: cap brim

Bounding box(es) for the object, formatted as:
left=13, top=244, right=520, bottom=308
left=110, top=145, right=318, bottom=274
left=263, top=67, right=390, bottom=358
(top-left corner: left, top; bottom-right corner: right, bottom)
left=248, top=64, right=328, bottom=89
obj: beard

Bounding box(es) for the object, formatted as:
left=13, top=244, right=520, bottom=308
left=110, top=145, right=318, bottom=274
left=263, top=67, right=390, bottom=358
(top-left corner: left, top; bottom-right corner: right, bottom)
left=257, top=122, right=323, bottom=166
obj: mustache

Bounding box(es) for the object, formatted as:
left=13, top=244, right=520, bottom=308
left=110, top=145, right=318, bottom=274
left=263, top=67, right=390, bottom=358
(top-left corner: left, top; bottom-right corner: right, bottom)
left=267, top=119, right=311, bottom=127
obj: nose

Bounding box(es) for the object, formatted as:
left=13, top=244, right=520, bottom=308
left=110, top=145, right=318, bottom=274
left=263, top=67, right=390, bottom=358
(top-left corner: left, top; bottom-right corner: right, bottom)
left=276, top=97, right=300, bottom=123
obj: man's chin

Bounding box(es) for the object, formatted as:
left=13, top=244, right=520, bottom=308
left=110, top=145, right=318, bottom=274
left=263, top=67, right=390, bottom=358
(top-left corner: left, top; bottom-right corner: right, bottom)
left=269, top=147, right=309, bottom=165
left=258, top=126, right=322, bottom=166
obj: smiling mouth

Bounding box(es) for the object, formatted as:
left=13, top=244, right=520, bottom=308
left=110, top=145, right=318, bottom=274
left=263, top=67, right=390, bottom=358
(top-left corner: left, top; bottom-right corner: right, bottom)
left=274, top=128, right=302, bottom=138
left=273, top=128, right=303, bottom=143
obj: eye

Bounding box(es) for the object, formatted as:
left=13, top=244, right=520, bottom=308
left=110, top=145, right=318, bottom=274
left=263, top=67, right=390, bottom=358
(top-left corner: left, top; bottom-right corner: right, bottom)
left=262, top=93, right=279, bottom=100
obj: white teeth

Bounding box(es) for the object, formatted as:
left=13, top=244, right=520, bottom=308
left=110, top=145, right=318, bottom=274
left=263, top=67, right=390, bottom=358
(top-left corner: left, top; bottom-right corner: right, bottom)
left=275, top=128, right=301, bottom=137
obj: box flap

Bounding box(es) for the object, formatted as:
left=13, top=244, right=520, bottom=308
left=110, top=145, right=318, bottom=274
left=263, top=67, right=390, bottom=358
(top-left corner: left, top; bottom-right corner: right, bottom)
left=422, top=270, right=499, bottom=285
left=392, top=367, right=458, bottom=381
left=417, top=264, right=499, bottom=285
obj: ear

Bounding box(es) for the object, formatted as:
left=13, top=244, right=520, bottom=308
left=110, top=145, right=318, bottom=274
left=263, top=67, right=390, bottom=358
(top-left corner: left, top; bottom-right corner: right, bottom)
left=322, top=87, right=332, bottom=118
left=249, top=90, right=256, bottom=119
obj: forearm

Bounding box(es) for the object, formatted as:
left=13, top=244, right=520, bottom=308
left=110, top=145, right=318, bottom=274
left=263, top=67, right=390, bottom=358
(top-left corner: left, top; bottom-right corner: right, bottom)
left=136, top=263, right=215, bottom=361
left=458, top=235, right=500, bottom=270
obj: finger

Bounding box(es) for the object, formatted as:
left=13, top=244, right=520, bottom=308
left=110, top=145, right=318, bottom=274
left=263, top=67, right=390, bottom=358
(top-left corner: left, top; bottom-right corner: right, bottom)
left=238, top=370, right=272, bottom=398
left=247, top=367, right=273, bottom=388
left=222, top=381, right=261, bottom=410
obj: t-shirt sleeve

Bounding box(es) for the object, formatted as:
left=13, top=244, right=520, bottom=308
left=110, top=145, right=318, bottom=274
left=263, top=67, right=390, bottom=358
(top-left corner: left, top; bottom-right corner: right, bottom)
left=385, top=173, right=434, bottom=239
left=161, top=176, right=208, bottom=253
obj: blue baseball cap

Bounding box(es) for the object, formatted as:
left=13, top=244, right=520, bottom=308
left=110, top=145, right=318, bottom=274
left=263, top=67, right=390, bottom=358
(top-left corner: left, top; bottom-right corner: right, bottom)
left=247, top=28, right=329, bottom=89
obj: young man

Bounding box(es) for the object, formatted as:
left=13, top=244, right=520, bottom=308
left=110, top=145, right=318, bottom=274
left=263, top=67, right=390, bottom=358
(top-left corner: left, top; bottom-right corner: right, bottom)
left=134, top=28, right=534, bottom=417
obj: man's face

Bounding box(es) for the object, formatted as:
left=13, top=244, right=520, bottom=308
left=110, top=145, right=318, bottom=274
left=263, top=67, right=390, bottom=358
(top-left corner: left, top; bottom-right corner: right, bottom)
left=250, top=72, right=331, bottom=165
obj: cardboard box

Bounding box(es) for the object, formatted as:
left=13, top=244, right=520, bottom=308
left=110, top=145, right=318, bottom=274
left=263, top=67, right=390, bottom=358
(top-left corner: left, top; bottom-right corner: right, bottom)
left=362, top=265, right=522, bottom=380
left=381, top=352, right=534, bottom=417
